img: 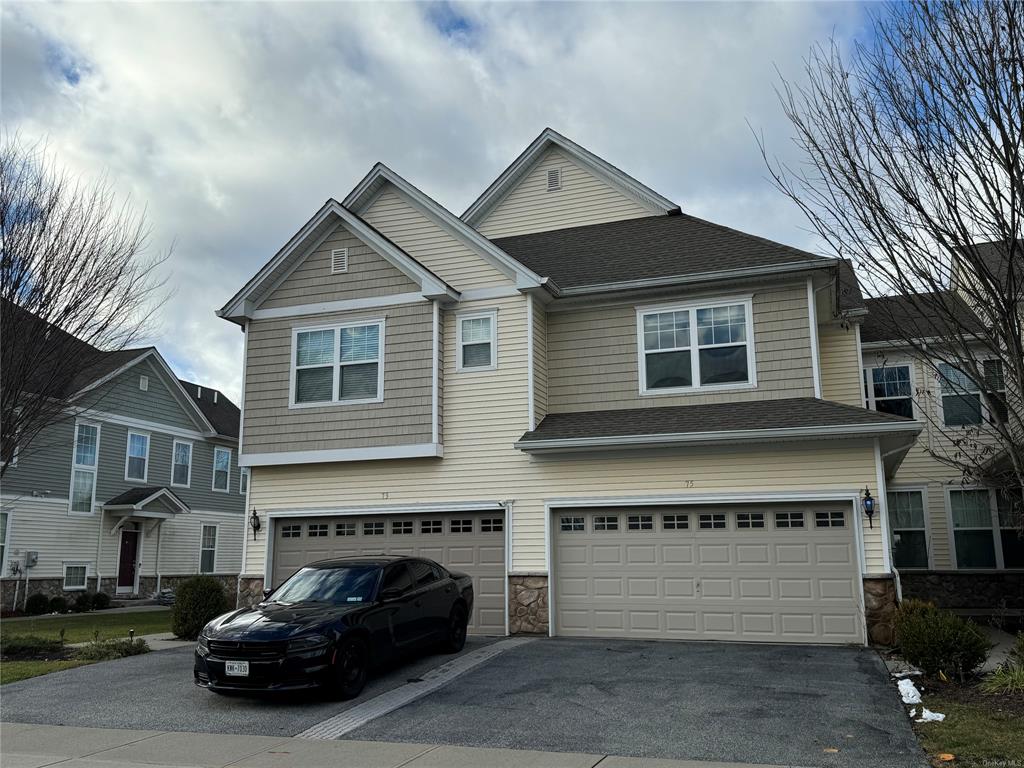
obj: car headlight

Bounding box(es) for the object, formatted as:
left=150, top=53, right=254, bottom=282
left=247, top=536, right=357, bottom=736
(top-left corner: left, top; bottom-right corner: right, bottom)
left=196, top=634, right=210, bottom=657
left=287, top=634, right=329, bottom=654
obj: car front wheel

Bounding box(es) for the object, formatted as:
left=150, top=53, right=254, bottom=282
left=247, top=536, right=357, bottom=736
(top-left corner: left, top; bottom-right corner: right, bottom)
left=442, top=604, right=468, bottom=654
left=333, top=638, right=368, bottom=700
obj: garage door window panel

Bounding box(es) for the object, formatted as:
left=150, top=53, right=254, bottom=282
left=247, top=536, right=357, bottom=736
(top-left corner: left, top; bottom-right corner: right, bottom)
left=281, top=524, right=301, bottom=538
left=336, top=522, right=355, bottom=536
left=308, top=523, right=328, bottom=537
left=561, top=516, right=585, bottom=532
left=699, top=513, right=727, bottom=530
left=363, top=521, right=385, bottom=536
left=775, top=512, right=805, bottom=529
left=481, top=518, right=503, bottom=533
left=421, top=520, right=442, bottom=534
left=663, top=514, right=688, bottom=530
left=814, top=511, right=845, bottom=528
left=595, top=515, right=620, bottom=531
left=627, top=515, right=653, bottom=531
left=392, top=520, right=413, bottom=535
left=737, top=512, right=764, bottom=529
left=451, top=519, right=473, bottom=533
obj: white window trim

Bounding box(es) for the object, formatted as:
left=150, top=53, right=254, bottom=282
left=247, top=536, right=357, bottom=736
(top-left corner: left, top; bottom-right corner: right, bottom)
left=945, top=486, right=1007, bottom=570
left=0, top=510, right=12, bottom=576
left=68, top=420, right=101, bottom=516
left=199, top=523, right=218, bottom=574
left=456, top=310, right=498, bottom=373
left=171, top=439, right=193, bottom=488
left=62, top=561, right=90, bottom=591
left=124, top=430, right=150, bottom=483
left=239, top=466, right=250, bottom=496
left=288, top=319, right=385, bottom=408
left=863, top=361, right=916, bottom=418
left=887, top=485, right=932, bottom=570
left=212, top=446, right=231, bottom=493
left=936, top=360, right=1005, bottom=429
left=636, top=295, right=757, bottom=396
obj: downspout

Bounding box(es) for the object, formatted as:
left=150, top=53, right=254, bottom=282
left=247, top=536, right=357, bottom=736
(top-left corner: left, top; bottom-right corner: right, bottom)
left=95, top=510, right=104, bottom=594
left=155, top=522, right=162, bottom=595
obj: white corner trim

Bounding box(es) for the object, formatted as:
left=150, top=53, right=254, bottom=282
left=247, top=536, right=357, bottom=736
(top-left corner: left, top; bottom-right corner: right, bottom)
left=807, top=278, right=822, bottom=398
left=526, top=294, right=536, bottom=430
left=240, top=442, right=444, bottom=467
left=431, top=300, right=440, bottom=445
left=252, top=292, right=427, bottom=321
left=874, top=438, right=893, bottom=573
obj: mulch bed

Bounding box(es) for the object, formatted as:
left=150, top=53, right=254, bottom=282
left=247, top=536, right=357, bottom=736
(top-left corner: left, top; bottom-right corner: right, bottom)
left=916, top=675, right=1024, bottom=716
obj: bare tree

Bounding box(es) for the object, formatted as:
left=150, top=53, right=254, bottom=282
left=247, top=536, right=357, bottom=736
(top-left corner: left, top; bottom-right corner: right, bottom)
left=760, top=1, right=1023, bottom=520
left=1, top=136, right=168, bottom=475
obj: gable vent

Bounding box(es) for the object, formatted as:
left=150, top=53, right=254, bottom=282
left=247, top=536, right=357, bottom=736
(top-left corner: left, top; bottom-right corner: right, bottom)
left=139, top=375, right=149, bottom=392
left=331, top=248, right=349, bottom=274
left=546, top=168, right=562, bottom=191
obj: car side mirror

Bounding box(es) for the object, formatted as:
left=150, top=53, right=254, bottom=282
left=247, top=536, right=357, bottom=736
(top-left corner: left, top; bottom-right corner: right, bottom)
left=262, top=589, right=273, bottom=599
left=379, top=587, right=403, bottom=602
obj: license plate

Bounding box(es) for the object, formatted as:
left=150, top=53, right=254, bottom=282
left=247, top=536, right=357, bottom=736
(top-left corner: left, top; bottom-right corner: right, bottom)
left=224, top=661, right=249, bottom=676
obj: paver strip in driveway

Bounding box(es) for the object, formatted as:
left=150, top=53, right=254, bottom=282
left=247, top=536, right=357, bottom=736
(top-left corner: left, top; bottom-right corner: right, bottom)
left=343, top=637, right=928, bottom=768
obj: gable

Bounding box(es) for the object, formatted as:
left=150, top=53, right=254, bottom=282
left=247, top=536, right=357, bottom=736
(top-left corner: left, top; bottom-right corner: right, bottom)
left=260, top=223, right=420, bottom=310
left=87, top=357, right=208, bottom=432
left=475, top=146, right=656, bottom=239
left=362, top=186, right=513, bottom=291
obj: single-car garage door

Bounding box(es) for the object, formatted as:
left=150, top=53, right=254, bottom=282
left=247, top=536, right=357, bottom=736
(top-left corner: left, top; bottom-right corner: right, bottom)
left=272, top=512, right=506, bottom=635
left=553, top=503, right=862, bottom=644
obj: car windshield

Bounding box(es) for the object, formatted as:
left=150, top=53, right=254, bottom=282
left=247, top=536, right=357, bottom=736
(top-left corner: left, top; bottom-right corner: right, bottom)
left=268, top=565, right=380, bottom=606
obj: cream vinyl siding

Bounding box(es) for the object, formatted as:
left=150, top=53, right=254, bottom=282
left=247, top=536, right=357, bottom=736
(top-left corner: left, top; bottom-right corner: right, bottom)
left=476, top=147, right=654, bottom=239
left=362, top=186, right=511, bottom=290
left=819, top=323, right=864, bottom=407
left=532, top=298, right=549, bottom=423
left=260, top=225, right=418, bottom=309
left=546, top=283, right=815, bottom=412
left=243, top=301, right=434, bottom=454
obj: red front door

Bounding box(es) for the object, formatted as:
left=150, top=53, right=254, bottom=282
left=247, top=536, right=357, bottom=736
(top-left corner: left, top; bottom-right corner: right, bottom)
left=117, top=530, right=139, bottom=591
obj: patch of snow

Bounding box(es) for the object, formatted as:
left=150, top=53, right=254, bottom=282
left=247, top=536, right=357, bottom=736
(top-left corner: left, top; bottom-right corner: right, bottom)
left=898, top=678, right=922, bottom=704
left=892, top=668, right=922, bottom=678
left=908, top=708, right=917, bottom=718
left=915, top=708, right=945, bottom=723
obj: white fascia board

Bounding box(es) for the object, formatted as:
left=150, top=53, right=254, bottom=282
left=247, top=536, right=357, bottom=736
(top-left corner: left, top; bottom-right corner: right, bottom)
left=240, top=442, right=443, bottom=467
left=546, top=490, right=862, bottom=508
left=515, top=421, right=924, bottom=453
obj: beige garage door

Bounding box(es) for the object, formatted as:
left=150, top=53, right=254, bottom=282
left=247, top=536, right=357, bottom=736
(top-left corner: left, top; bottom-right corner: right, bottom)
left=272, top=512, right=506, bottom=635
left=554, top=503, right=863, bottom=644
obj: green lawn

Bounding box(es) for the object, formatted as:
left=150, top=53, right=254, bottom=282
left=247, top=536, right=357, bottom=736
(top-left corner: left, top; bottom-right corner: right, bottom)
left=2, top=609, right=172, bottom=644
left=913, top=695, right=1024, bottom=767
left=0, top=659, right=93, bottom=685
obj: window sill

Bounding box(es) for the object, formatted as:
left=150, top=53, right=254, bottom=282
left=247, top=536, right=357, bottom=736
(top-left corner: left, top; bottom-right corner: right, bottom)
left=170, top=483, right=190, bottom=490
left=640, top=381, right=757, bottom=397
left=68, top=509, right=95, bottom=517
left=455, top=365, right=498, bottom=374
left=288, top=397, right=384, bottom=410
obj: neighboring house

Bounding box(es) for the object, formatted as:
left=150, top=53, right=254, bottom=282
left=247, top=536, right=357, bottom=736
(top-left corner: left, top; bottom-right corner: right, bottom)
left=219, top=128, right=933, bottom=646
left=1, top=310, right=246, bottom=608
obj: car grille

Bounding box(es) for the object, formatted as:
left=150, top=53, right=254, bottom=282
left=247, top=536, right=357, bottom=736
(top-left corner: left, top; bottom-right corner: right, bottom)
left=207, top=640, right=287, bottom=659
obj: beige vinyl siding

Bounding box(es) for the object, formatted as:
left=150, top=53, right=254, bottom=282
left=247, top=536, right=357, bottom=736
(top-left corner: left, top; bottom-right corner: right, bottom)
left=546, top=283, right=815, bottom=412
left=260, top=225, right=418, bottom=309
left=476, top=147, right=654, bottom=239
left=362, top=186, right=511, bottom=290
left=243, top=301, right=434, bottom=454
left=819, top=322, right=864, bottom=407
left=532, top=297, right=549, bottom=423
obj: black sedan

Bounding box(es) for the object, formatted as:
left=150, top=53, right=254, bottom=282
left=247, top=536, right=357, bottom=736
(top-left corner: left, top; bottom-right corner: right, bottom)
left=194, top=555, right=474, bottom=699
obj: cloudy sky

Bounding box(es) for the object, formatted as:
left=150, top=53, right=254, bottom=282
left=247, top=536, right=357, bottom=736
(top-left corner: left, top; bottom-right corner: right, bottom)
left=2, top=1, right=871, bottom=403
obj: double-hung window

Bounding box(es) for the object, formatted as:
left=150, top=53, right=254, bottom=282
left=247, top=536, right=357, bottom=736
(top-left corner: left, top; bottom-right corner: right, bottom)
left=212, top=447, right=231, bottom=492
left=888, top=490, right=928, bottom=568
left=457, top=312, right=497, bottom=371
left=864, top=365, right=914, bottom=418
left=70, top=422, right=99, bottom=514
left=950, top=489, right=998, bottom=568
left=172, top=440, right=192, bottom=487
left=292, top=321, right=384, bottom=405
left=939, top=360, right=1006, bottom=426
left=997, top=491, right=1024, bottom=568
left=639, top=299, right=753, bottom=393
left=0, top=511, right=8, bottom=570
left=63, top=563, right=88, bottom=590
left=124, top=431, right=149, bottom=482
left=200, top=525, right=217, bottom=573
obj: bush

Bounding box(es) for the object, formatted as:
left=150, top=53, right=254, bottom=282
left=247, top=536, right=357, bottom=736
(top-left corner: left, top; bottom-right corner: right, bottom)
left=74, top=638, right=150, bottom=661
left=0, top=634, right=64, bottom=657
left=48, top=596, right=68, bottom=613
left=979, top=663, right=1024, bottom=695
left=1011, top=632, right=1024, bottom=665
left=895, top=599, right=991, bottom=681
left=171, top=576, right=229, bottom=640
left=24, top=593, right=50, bottom=615
left=72, top=593, right=93, bottom=613
left=91, top=591, right=112, bottom=610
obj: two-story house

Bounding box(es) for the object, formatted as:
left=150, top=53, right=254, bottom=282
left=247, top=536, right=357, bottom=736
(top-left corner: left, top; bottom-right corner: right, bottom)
left=220, top=129, right=929, bottom=646
left=1, top=306, right=247, bottom=608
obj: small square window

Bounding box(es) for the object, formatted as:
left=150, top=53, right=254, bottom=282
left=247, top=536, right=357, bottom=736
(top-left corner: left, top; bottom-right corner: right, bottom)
left=308, top=523, right=328, bottom=537
left=335, top=522, right=355, bottom=536
left=481, top=518, right=503, bottom=533
left=663, top=514, right=689, bottom=530
left=451, top=519, right=474, bottom=533
left=281, top=524, right=301, bottom=538
left=699, top=513, right=727, bottom=530
left=392, top=520, right=413, bottom=535
left=421, top=520, right=442, bottom=534
left=627, top=515, right=653, bottom=531
left=775, top=512, right=805, bottom=529
left=560, top=516, right=585, bottom=532
left=815, top=511, right=846, bottom=528
left=363, top=521, right=385, bottom=536
left=63, top=564, right=88, bottom=590
left=594, top=515, right=619, bottom=531
left=736, top=512, right=765, bottom=529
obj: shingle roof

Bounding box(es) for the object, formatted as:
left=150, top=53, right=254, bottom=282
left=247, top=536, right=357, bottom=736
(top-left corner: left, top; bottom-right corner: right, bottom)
left=969, top=240, right=1021, bottom=292
left=517, top=397, right=918, bottom=446
left=178, top=380, right=240, bottom=439
left=104, top=486, right=186, bottom=507
left=491, top=214, right=835, bottom=292
left=861, top=291, right=984, bottom=344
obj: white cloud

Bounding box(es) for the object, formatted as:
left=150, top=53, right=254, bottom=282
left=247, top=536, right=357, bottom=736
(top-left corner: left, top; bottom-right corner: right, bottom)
left=1, top=1, right=869, bottom=402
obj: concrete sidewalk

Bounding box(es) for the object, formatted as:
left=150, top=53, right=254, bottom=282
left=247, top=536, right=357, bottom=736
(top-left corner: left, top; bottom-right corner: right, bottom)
left=0, top=723, right=803, bottom=768
left=67, top=632, right=193, bottom=651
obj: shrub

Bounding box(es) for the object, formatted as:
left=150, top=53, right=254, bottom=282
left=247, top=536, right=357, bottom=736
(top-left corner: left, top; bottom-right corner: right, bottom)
left=172, top=576, right=229, bottom=640
left=24, top=592, right=50, bottom=615
left=0, top=634, right=64, bottom=657
left=72, top=593, right=93, bottom=613
left=1011, top=632, right=1024, bottom=665
left=91, top=591, right=112, bottom=610
left=75, top=638, right=150, bottom=661
left=895, top=600, right=991, bottom=681
left=979, top=663, right=1024, bottom=695
left=48, top=596, right=68, bottom=613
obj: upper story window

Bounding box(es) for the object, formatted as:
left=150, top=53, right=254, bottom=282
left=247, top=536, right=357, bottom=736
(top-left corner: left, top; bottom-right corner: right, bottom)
left=939, top=360, right=1006, bottom=427
left=239, top=467, right=249, bottom=496
left=172, top=440, right=192, bottom=488
left=125, top=431, right=149, bottom=482
left=638, top=298, right=754, bottom=394
left=864, top=365, right=914, bottom=418
left=292, top=321, right=384, bottom=406
left=457, top=311, right=497, bottom=371
left=70, top=422, right=99, bottom=515
left=212, top=447, right=231, bottom=492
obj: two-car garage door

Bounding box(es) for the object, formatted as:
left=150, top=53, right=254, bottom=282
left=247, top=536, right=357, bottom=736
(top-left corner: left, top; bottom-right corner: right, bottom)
left=272, top=512, right=506, bottom=635
left=553, top=503, right=863, bottom=644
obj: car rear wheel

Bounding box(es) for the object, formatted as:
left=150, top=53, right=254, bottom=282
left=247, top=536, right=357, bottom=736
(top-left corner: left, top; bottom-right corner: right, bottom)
left=333, top=638, right=368, bottom=700
left=442, top=604, right=468, bottom=654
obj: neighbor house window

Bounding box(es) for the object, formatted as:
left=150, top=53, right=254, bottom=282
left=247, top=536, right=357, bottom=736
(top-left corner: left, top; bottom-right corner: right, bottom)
left=457, top=312, right=497, bottom=371
left=950, top=489, right=997, bottom=568
left=864, top=365, right=914, bottom=418
left=889, top=491, right=928, bottom=569
left=998, top=491, right=1024, bottom=568
left=212, top=447, right=231, bottom=492
left=200, top=525, right=217, bottom=573
left=124, top=431, right=149, bottom=482
left=172, top=440, right=192, bottom=487
left=63, top=563, right=88, bottom=590
left=0, top=511, right=9, bottom=570
left=239, top=467, right=249, bottom=495
left=939, top=361, right=1006, bottom=427
left=292, top=321, right=384, bottom=406
left=639, top=299, right=752, bottom=393
left=70, top=422, right=99, bottom=514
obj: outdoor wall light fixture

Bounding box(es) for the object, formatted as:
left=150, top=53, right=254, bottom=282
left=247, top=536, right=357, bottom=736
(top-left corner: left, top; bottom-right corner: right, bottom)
left=249, top=508, right=262, bottom=540
left=861, top=486, right=876, bottom=528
